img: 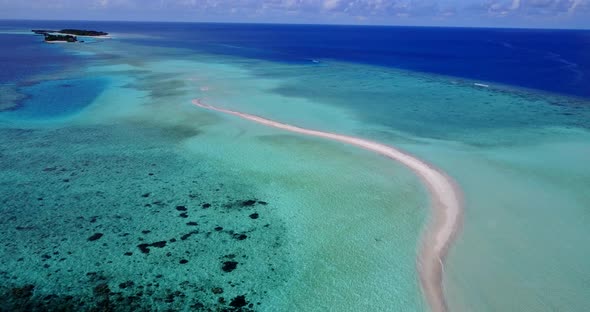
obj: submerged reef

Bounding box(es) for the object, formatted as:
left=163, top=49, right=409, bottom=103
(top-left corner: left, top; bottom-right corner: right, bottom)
left=0, top=125, right=289, bottom=311
left=0, top=85, right=26, bottom=112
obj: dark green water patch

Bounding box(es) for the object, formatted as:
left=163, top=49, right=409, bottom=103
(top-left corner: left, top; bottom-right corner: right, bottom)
left=122, top=75, right=189, bottom=100
left=0, top=84, right=27, bottom=112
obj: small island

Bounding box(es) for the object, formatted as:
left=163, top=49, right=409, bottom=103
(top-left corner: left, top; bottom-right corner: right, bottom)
left=43, top=33, right=77, bottom=43
left=59, top=29, right=109, bottom=36
left=32, top=29, right=109, bottom=43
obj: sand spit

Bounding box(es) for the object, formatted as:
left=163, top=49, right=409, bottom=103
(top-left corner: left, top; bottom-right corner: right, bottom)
left=192, top=99, right=463, bottom=312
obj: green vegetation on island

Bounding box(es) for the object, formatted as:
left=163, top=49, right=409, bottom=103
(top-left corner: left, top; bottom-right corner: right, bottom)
left=32, top=29, right=109, bottom=36
left=43, top=33, right=77, bottom=42
left=59, top=29, right=108, bottom=36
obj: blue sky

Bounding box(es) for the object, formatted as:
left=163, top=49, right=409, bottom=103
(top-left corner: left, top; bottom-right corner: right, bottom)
left=1, top=0, right=589, bottom=28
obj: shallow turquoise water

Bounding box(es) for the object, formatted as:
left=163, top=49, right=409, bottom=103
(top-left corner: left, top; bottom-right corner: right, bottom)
left=248, top=60, right=590, bottom=311
left=0, top=35, right=427, bottom=311
left=1, top=28, right=589, bottom=312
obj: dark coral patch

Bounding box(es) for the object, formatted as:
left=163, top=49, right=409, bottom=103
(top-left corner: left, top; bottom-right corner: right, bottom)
left=93, top=283, right=110, bottom=296
left=137, top=241, right=167, bottom=254
left=119, top=281, right=135, bottom=289
left=249, top=213, right=259, bottom=219
left=221, top=261, right=238, bottom=273
left=229, top=295, right=248, bottom=308
left=16, top=226, right=36, bottom=231
left=88, top=233, right=104, bottom=241
left=186, top=222, right=198, bottom=226
left=11, top=285, right=35, bottom=299
left=179, top=259, right=188, bottom=264
left=202, top=203, right=211, bottom=209
left=176, top=206, right=187, bottom=211
left=241, top=200, right=257, bottom=207
left=180, top=231, right=198, bottom=241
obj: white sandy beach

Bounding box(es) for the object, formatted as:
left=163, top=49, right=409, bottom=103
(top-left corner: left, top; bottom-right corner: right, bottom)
left=192, top=99, right=464, bottom=312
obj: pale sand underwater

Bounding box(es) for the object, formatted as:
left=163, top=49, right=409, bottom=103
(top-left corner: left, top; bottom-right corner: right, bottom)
left=193, top=99, right=464, bottom=312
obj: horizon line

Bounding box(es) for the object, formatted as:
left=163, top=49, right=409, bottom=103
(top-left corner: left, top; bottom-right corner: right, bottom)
left=1, top=18, right=588, bottom=31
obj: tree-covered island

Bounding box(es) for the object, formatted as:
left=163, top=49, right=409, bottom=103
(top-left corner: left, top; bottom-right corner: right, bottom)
left=32, top=29, right=109, bottom=42
left=58, top=29, right=109, bottom=36
left=43, top=33, right=77, bottom=42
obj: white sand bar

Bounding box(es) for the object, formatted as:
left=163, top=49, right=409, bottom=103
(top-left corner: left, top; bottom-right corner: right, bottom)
left=192, top=99, right=464, bottom=312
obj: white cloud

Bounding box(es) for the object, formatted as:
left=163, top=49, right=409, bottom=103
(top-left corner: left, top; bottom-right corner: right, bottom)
left=1, top=0, right=588, bottom=27
left=323, top=0, right=341, bottom=11
left=568, top=0, right=586, bottom=14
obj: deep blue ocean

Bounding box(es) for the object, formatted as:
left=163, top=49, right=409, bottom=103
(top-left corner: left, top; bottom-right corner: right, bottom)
left=2, top=20, right=589, bottom=98
left=0, top=32, right=81, bottom=83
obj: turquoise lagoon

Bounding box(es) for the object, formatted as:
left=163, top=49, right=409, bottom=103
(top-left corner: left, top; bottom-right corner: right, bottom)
left=0, top=25, right=589, bottom=312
